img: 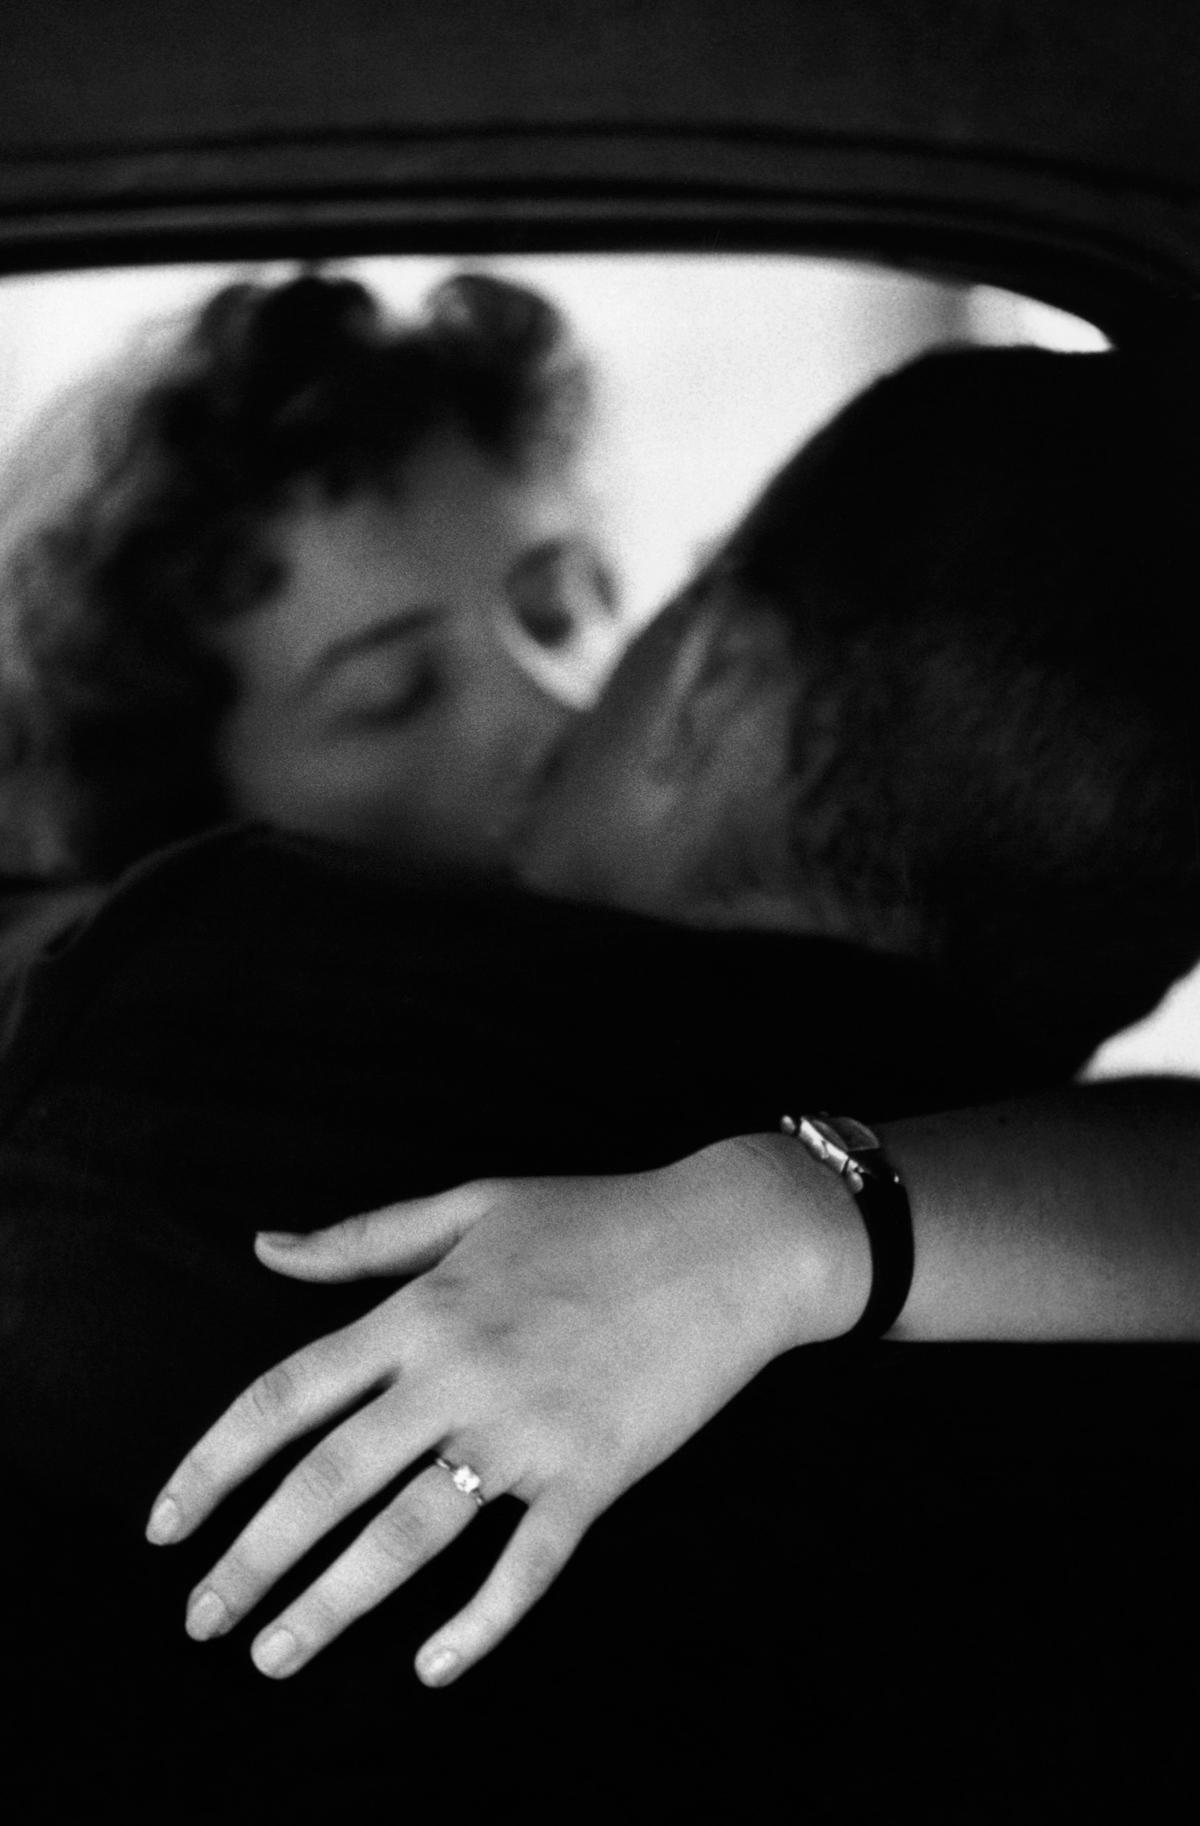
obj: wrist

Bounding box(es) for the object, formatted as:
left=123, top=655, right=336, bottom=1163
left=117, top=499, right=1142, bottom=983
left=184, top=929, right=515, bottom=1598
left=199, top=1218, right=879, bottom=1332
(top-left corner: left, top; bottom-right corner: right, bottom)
left=714, top=1132, right=875, bottom=1352
left=782, top=1115, right=915, bottom=1342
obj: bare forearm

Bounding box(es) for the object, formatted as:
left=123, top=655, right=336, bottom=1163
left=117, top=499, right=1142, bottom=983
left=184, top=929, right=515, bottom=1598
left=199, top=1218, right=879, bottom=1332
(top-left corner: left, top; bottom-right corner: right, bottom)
left=880, top=1077, right=1200, bottom=1339
left=745, top=1077, right=1200, bottom=1345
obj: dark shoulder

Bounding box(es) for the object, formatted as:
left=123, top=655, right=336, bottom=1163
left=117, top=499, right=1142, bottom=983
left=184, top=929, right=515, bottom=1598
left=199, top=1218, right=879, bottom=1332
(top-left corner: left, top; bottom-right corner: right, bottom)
left=0, top=878, right=104, bottom=978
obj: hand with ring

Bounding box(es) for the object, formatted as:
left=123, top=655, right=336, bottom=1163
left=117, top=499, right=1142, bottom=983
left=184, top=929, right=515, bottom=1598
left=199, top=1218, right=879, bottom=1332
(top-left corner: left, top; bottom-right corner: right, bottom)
left=146, top=1135, right=865, bottom=1686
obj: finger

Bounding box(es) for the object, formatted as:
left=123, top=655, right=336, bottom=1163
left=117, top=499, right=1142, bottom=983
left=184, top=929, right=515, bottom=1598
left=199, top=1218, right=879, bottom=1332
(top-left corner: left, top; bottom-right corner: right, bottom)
left=246, top=1462, right=483, bottom=1678
left=255, top=1181, right=501, bottom=1282
left=146, top=1320, right=387, bottom=1545
left=414, top=1486, right=590, bottom=1687
left=183, top=1393, right=444, bottom=1642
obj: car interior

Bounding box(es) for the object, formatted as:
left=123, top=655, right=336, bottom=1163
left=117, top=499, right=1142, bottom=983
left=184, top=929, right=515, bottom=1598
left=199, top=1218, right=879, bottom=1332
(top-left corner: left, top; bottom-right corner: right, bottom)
left=3, top=1, right=1199, bottom=1814
left=3, top=0, right=1197, bottom=1064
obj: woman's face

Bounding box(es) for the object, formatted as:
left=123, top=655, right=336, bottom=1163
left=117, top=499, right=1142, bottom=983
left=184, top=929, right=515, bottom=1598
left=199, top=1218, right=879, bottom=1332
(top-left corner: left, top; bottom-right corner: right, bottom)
left=216, top=429, right=623, bottom=876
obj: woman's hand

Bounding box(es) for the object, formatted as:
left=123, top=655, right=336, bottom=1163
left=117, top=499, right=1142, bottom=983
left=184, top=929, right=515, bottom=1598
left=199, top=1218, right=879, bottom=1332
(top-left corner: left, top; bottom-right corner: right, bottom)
left=145, top=1135, right=866, bottom=1686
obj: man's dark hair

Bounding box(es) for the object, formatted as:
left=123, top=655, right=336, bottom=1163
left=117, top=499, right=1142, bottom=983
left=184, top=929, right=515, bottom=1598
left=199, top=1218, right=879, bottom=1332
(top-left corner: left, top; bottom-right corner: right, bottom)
left=0, top=270, right=588, bottom=879
left=695, top=343, right=1200, bottom=1059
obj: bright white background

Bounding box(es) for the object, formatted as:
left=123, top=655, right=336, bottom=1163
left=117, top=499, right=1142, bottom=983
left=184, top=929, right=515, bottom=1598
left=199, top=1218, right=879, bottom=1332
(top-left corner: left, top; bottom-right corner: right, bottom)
left=0, top=253, right=1104, bottom=615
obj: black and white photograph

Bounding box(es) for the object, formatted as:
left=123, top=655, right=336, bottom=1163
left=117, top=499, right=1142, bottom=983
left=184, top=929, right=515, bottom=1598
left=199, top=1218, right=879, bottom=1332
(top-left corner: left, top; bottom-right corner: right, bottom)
left=2, top=4, right=1199, bottom=1818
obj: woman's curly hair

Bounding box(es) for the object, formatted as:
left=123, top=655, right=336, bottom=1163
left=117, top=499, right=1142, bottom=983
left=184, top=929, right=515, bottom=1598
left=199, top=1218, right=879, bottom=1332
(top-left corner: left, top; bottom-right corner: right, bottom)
left=0, top=269, right=590, bottom=879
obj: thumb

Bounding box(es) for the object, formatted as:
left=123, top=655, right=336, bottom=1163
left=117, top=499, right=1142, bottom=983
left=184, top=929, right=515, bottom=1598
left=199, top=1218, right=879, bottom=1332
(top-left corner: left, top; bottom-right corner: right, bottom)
left=255, top=1179, right=499, bottom=1281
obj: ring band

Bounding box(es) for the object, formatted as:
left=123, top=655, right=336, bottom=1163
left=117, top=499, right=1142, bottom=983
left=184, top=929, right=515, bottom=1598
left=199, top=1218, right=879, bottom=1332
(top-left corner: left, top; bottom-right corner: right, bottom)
left=434, top=1455, right=486, bottom=1508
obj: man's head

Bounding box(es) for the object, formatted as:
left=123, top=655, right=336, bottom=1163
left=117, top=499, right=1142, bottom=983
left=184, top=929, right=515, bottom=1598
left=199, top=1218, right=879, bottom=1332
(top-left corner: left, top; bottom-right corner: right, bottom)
left=521, top=343, right=1200, bottom=1058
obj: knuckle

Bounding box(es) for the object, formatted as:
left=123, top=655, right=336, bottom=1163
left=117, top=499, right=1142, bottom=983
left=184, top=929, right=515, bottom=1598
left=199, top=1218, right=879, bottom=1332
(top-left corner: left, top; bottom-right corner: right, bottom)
left=293, top=1439, right=354, bottom=1509
left=336, top=1211, right=375, bottom=1254
left=241, top=1359, right=302, bottom=1427
left=456, top=1178, right=509, bottom=1222
left=368, top=1501, right=434, bottom=1573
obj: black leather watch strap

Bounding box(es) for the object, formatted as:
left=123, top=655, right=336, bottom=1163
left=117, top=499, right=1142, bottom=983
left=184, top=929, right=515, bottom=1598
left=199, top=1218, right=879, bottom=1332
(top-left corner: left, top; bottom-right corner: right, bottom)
left=781, top=1113, right=914, bottom=1341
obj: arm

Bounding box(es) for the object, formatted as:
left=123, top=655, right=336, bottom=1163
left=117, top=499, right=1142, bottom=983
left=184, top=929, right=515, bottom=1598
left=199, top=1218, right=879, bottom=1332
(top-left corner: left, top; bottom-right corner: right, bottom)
left=877, top=1075, right=1200, bottom=1340
left=147, top=1074, right=1200, bottom=1689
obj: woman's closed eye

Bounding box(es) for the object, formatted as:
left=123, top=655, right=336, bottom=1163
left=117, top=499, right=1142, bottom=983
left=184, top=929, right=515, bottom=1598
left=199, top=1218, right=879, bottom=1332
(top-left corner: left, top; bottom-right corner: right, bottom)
left=328, top=656, right=440, bottom=734
left=306, top=618, right=443, bottom=734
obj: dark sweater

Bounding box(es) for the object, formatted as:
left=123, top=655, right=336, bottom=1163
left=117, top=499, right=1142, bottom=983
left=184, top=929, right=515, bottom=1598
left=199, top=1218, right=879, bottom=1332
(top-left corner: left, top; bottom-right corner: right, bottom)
left=0, top=826, right=1191, bottom=1820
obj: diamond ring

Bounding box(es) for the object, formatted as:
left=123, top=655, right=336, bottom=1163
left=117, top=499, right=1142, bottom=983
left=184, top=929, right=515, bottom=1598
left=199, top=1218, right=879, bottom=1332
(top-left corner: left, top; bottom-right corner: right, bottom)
left=434, top=1455, right=486, bottom=1508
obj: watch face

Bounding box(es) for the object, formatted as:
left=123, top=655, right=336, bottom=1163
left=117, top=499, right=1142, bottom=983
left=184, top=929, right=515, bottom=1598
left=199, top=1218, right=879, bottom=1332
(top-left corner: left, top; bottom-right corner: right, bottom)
left=825, top=1116, right=882, bottom=1154
left=785, top=1114, right=881, bottom=1193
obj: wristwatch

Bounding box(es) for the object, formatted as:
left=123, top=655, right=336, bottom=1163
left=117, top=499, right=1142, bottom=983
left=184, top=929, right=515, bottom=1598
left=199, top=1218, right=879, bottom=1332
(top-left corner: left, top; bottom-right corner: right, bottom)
left=781, top=1113, right=914, bottom=1341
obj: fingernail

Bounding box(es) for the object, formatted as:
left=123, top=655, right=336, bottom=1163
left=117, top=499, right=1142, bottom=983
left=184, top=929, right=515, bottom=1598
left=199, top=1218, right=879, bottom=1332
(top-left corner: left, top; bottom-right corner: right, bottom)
left=186, top=1590, right=230, bottom=1641
left=256, top=1230, right=305, bottom=1250
left=146, top=1496, right=181, bottom=1544
left=419, top=1646, right=460, bottom=1687
left=253, top=1629, right=299, bottom=1677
